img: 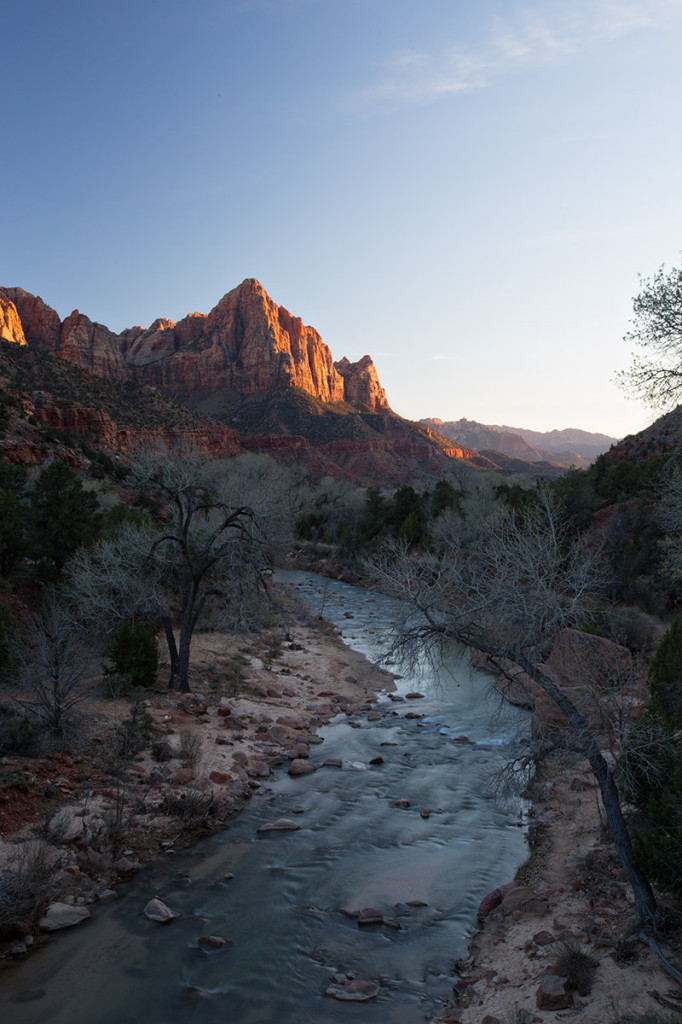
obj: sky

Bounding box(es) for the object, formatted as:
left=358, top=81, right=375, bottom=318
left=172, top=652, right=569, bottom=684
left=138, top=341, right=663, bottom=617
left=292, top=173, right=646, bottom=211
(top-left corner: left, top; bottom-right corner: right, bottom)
left=4, top=0, right=682, bottom=440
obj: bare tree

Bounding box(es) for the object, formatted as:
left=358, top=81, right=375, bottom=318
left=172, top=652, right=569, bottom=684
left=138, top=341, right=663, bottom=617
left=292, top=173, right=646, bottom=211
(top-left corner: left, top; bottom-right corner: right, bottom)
left=12, top=593, right=91, bottom=737
left=616, top=259, right=682, bottom=409
left=68, top=451, right=295, bottom=693
left=365, top=490, right=659, bottom=926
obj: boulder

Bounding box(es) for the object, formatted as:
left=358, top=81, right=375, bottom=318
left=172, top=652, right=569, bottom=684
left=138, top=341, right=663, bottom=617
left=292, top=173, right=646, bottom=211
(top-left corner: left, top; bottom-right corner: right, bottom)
left=536, top=974, right=570, bottom=1010
left=39, top=903, right=91, bottom=931
left=143, top=898, right=178, bottom=923
left=288, top=759, right=317, bottom=777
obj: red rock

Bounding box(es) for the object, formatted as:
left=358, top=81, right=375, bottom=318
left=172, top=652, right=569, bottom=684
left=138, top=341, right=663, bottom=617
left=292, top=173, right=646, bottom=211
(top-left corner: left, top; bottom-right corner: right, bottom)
left=288, top=759, right=317, bottom=777
left=477, top=887, right=503, bottom=919
left=209, top=771, right=232, bottom=785
left=536, top=974, right=570, bottom=1010
left=257, top=818, right=301, bottom=833
left=198, top=935, right=228, bottom=949
left=533, top=929, right=556, bottom=946
left=276, top=715, right=307, bottom=730
left=0, top=295, right=26, bottom=345
left=357, top=907, right=383, bottom=925
left=500, top=884, right=549, bottom=917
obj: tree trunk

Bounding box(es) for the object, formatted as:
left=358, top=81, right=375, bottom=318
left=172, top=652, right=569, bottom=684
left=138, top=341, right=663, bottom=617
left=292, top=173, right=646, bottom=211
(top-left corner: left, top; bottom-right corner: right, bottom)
left=518, top=653, right=659, bottom=927
left=176, top=578, right=198, bottom=694
left=161, top=615, right=179, bottom=689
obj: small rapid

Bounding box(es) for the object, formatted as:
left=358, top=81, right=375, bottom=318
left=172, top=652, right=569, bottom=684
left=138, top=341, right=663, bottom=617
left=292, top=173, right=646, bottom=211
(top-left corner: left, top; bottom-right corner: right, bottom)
left=2, top=571, right=530, bottom=1024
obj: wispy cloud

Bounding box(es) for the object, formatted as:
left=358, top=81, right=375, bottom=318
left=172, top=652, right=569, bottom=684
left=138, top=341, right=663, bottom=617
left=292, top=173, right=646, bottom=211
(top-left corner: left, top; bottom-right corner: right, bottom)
left=348, top=0, right=682, bottom=111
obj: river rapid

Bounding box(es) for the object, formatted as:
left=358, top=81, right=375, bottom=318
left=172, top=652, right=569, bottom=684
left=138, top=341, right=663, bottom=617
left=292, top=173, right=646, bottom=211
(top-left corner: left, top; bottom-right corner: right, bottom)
left=2, top=571, right=530, bottom=1024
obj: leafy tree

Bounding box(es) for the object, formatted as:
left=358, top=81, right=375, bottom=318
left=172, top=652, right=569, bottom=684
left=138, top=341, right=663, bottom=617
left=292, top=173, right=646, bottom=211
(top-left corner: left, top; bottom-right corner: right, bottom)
left=647, top=616, right=682, bottom=727
left=104, top=619, right=159, bottom=695
left=616, top=258, right=682, bottom=409
left=0, top=488, right=27, bottom=578
left=28, top=460, right=100, bottom=579
left=619, top=619, right=682, bottom=897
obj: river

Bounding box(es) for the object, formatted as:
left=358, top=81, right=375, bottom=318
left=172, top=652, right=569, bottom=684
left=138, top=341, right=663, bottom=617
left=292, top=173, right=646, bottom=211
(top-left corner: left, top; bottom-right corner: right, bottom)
left=2, top=571, right=530, bottom=1024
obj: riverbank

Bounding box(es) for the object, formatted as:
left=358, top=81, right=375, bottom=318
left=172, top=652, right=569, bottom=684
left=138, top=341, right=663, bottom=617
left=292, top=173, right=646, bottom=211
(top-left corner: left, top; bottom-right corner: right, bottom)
left=436, top=747, right=682, bottom=1024
left=0, top=592, right=395, bottom=961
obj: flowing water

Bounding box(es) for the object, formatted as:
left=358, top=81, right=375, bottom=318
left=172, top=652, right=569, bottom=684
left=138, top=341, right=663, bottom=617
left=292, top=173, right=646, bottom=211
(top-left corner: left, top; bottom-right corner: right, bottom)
left=2, top=571, right=530, bottom=1024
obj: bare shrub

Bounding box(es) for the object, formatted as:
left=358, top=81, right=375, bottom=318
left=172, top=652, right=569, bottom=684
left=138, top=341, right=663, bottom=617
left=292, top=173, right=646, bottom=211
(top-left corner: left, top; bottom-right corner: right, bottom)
left=32, top=807, right=73, bottom=845
left=160, top=787, right=228, bottom=830
left=151, top=738, right=173, bottom=762
left=179, top=728, right=202, bottom=768
left=0, top=840, right=62, bottom=933
left=12, top=592, right=91, bottom=739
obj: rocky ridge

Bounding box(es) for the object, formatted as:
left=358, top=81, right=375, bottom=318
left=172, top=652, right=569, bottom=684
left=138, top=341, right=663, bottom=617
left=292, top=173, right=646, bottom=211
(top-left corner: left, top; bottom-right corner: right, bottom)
left=423, top=417, right=618, bottom=468
left=0, top=279, right=389, bottom=414
left=1, top=282, right=494, bottom=485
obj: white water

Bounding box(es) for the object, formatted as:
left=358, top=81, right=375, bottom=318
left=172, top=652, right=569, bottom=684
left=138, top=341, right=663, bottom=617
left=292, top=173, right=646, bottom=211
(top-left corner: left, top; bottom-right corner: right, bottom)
left=2, top=572, right=530, bottom=1024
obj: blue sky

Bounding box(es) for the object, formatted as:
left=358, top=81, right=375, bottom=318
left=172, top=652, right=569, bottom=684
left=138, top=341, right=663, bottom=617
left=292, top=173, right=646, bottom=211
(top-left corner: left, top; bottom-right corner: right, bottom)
left=4, top=0, right=682, bottom=438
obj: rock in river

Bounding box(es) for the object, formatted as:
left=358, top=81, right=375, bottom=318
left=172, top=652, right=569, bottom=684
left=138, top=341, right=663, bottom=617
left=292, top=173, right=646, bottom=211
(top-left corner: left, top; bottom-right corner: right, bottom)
left=325, top=978, right=380, bottom=1001
left=257, top=818, right=301, bottom=833
left=144, top=898, right=178, bottom=923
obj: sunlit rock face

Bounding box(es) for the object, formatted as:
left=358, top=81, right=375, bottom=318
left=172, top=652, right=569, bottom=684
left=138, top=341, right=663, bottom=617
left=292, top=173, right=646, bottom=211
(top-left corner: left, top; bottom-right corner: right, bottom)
left=0, top=295, right=26, bottom=345
left=0, top=287, right=59, bottom=348
left=334, top=354, right=390, bottom=412
left=1, top=279, right=392, bottom=413
left=121, top=278, right=353, bottom=402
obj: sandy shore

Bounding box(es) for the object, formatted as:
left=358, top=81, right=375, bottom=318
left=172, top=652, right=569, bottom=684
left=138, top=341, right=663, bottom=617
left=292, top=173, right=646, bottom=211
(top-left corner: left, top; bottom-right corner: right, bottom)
left=436, top=749, right=682, bottom=1024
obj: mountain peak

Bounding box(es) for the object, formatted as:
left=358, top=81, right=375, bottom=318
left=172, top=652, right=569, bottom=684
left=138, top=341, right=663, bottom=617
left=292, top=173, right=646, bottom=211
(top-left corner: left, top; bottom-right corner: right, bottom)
left=2, top=281, right=391, bottom=414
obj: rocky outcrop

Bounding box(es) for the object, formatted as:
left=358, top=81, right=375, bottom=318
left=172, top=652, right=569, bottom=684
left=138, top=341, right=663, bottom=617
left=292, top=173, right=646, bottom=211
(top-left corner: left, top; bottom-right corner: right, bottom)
left=2, top=279, right=391, bottom=413
left=0, top=295, right=26, bottom=345
left=334, top=354, right=389, bottom=412
left=59, top=310, right=126, bottom=379
left=0, top=287, right=61, bottom=350
left=34, top=400, right=241, bottom=457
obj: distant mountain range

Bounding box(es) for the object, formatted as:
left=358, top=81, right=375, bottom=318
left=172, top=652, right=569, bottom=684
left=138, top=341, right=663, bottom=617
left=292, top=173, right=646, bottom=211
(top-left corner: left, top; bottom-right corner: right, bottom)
left=421, top=418, right=618, bottom=469
left=0, top=279, right=622, bottom=485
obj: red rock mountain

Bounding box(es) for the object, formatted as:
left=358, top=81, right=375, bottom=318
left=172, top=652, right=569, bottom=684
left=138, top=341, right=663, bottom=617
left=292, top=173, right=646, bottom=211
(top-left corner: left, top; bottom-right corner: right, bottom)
left=0, top=279, right=390, bottom=413
left=1, top=280, right=508, bottom=485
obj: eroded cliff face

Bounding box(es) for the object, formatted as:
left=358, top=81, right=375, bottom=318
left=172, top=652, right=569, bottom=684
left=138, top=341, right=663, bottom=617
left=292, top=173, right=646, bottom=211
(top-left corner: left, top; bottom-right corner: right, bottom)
left=0, top=295, right=26, bottom=345
left=0, top=287, right=61, bottom=350
left=1, top=279, right=391, bottom=413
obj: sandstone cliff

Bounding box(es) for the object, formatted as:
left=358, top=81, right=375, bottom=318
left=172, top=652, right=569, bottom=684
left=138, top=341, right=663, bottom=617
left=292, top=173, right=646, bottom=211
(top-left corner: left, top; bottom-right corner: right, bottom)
left=0, top=295, right=26, bottom=346
left=0, top=279, right=391, bottom=414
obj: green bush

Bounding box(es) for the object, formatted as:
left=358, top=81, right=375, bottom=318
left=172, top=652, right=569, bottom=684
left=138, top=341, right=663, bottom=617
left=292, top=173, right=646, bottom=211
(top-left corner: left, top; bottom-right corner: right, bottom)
left=648, top=616, right=682, bottom=727
left=114, top=699, right=153, bottom=760
left=618, top=620, right=682, bottom=896
left=104, top=619, right=158, bottom=695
